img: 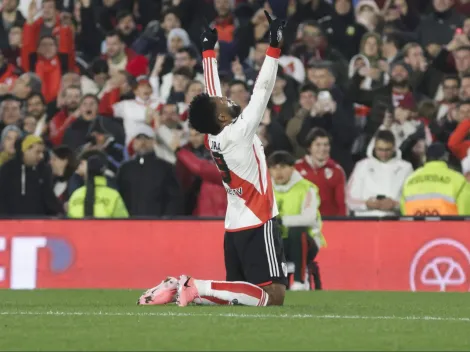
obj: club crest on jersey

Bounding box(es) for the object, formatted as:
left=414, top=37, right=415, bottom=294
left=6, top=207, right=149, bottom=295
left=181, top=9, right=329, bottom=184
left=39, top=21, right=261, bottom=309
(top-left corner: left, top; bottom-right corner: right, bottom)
left=226, top=187, right=243, bottom=196
left=210, top=141, right=221, bottom=152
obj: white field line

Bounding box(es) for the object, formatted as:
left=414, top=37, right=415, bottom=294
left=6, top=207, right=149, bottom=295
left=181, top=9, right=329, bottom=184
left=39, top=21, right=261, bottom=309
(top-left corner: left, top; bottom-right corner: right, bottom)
left=0, top=311, right=469, bottom=322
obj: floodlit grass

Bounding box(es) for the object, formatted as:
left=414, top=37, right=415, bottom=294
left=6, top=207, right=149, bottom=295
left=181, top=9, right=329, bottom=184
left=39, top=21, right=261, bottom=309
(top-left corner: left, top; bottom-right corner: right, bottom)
left=1, top=290, right=470, bottom=351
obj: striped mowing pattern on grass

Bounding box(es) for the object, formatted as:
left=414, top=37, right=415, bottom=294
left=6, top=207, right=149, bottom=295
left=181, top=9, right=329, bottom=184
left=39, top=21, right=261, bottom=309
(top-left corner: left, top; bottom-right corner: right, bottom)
left=1, top=311, right=470, bottom=322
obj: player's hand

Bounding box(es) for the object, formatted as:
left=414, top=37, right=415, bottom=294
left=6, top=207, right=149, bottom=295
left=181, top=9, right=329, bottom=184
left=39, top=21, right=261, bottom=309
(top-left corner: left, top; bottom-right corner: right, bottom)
left=264, top=10, right=286, bottom=48
left=201, top=19, right=218, bottom=51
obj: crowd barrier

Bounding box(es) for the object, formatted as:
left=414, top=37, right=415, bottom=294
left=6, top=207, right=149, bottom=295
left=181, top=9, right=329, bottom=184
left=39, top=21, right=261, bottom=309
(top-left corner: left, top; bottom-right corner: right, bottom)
left=1, top=219, right=469, bottom=292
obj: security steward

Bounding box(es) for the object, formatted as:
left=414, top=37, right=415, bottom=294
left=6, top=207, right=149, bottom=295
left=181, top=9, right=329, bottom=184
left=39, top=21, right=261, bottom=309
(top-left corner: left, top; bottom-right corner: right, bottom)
left=401, top=142, right=470, bottom=216
left=68, top=155, right=129, bottom=218
left=268, top=151, right=327, bottom=291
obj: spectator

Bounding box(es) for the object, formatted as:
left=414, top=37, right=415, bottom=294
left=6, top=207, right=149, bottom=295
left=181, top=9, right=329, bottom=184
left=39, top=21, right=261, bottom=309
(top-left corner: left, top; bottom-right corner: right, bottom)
left=0, top=135, right=62, bottom=216
left=347, top=130, right=413, bottom=216
left=459, top=73, right=470, bottom=99
left=22, top=0, right=75, bottom=74
left=0, top=124, right=21, bottom=166
left=68, top=155, right=129, bottom=218
left=160, top=47, right=203, bottom=102
left=0, top=95, right=21, bottom=133
left=323, top=0, right=367, bottom=60
left=436, top=75, right=460, bottom=120
left=291, top=20, right=348, bottom=88
left=287, top=83, right=318, bottom=158
left=267, top=68, right=296, bottom=128
left=81, top=116, right=127, bottom=176
left=49, top=85, right=81, bottom=146
left=349, top=60, right=417, bottom=144
left=3, top=24, right=22, bottom=66
left=49, top=145, right=76, bottom=203
left=295, top=128, right=347, bottom=216
left=173, top=127, right=226, bottom=216
left=448, top=99, right=470, bottom=159
left=117, top=124, right=183, bottom=216
left=354, top=0, right=380, bottom=32
left=22, top=36, right=70, bottom=104
left=211, top=0, right=237, bottom=43
left=0, top=0, right=25, bottom=50
left=26, top=93, right=48, bottom=137
left=296, top=85, right=356, bottom=175
left=103, top=30, right=137, bottom=77
left=381, top=33, right=401, bottom=64
left=0, top=48, right=20, bottom=94
left=401, top=142, right=470, bottom=215
left=417, top=0, right=465, bottom=48
left=257, top=108, right=293, bottom=157
left=167, top=67, right=192, bottom=104
left=115, top=10, right=140, bottom=47
left=179, top=80, right=204, bottom=119
left=63, top=94, right=99, bottom=151
left=112, top=74, right=159, bottom=147
left=11, top=72, right=42, bottom=101
left=228, top=79, right=250, bottom=110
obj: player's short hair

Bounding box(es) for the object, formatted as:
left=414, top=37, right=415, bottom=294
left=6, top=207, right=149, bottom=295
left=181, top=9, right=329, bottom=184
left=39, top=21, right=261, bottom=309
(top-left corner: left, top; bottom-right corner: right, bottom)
left=375, top=130, right=395, bottom=145
left=267, top=151, right=296, bottom=168
left=188, top=93, right=220, bottom=135
left=305, top=127, right=331, bottom=147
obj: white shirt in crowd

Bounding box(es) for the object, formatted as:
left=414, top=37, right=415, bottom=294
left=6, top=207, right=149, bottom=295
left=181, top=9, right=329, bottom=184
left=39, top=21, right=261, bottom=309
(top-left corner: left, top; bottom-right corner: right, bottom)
left=160, top=71, right=204, bottom=103
left=347, top=148, right=413, bottom=217
left=112, top=76, right=160, bottom=146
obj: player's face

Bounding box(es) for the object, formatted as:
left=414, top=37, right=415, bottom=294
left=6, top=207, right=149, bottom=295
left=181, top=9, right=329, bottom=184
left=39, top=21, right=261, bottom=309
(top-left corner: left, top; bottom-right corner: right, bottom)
left=214, top=96, right=241, bottom=123
left=270, top=164, right=294, bottom=185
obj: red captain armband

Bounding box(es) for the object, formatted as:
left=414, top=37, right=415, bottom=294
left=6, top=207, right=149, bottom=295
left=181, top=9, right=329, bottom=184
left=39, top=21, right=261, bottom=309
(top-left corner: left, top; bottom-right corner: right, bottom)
left=204, top=134, right=210, bottom=150
left=203, top=50, right=217, bottom=59
left=266, top=47, right=281, bottom=59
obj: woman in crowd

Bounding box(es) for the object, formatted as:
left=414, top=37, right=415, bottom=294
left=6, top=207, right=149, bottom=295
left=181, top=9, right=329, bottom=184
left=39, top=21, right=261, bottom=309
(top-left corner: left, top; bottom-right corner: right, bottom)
left=0, top=125, right=22, bottom=166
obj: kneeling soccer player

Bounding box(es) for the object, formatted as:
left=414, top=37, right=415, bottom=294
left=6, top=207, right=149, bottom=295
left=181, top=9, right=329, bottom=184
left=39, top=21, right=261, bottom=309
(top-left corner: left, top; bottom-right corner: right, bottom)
left=138, top=12, right=288, bottom=307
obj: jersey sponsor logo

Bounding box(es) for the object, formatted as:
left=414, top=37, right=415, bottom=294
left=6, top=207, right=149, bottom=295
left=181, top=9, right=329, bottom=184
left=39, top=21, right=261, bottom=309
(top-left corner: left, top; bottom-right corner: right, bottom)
left=210, top=141, right=221, bottom=152
left=225, top=187, right=243, bottom=196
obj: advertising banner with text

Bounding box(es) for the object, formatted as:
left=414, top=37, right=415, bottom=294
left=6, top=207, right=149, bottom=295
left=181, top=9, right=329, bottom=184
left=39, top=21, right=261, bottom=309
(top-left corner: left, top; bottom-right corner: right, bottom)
left=0, top=220, right=469, bottom=291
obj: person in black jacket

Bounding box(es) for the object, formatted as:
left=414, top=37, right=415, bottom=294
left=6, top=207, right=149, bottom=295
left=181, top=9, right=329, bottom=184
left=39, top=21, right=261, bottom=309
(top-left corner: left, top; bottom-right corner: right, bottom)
left=63, top=94, right=99, bottom=151
left=117, top=126, right=183, bottom=216
left=0, top=135, right=62, bottom=216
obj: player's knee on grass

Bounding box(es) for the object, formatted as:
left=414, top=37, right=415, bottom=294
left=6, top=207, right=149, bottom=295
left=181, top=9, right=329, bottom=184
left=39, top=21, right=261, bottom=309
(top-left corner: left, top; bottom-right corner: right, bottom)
left=263, top=283, right=286, bottom=306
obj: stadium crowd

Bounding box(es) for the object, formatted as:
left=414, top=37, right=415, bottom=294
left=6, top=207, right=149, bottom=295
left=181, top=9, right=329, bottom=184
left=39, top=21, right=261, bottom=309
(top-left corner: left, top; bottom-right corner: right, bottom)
left=0, top=0, right=470, bottom=218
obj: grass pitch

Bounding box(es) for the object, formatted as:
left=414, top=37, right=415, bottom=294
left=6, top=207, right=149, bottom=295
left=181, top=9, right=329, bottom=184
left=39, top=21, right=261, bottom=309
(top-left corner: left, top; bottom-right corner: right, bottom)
left=1, top=290, right=470, bottom=351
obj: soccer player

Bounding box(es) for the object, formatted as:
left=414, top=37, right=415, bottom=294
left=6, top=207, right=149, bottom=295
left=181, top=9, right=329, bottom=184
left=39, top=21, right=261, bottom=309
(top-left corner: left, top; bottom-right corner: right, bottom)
left=138, top=12, right=288, bottom=307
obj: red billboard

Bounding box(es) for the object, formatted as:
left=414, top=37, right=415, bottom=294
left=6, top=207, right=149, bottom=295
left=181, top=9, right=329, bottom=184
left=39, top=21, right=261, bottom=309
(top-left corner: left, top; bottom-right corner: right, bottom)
left=0, top=220, right=469, bottom=292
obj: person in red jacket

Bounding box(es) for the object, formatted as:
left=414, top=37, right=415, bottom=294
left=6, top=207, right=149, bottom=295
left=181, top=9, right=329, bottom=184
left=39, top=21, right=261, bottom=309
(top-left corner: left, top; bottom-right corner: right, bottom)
left=448, top=100, right=470, bottom=160
left=0, top=49, right=20, bottom=93
left=21, top=0, right=75, bottom=73
left=22, top=35, right=69, bottom=103
left=295, top=127, right=347, bottom=216
left=173, top=128, right=227, bottom=217
left=49, top=85, right=82, bottom=146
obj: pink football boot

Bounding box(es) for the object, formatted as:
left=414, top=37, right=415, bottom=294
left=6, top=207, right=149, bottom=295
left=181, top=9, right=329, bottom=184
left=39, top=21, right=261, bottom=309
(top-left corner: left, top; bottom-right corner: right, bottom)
left=137, top=277, right=178, bottom=305
left=176, top=275, right=200, bottom=307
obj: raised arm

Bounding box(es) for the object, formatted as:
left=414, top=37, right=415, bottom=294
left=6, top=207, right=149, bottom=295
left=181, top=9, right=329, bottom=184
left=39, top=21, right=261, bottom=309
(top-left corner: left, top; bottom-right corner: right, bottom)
left=201, top=22, right=223, bottom=97
left=234, top=12, right=286, bottom=140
